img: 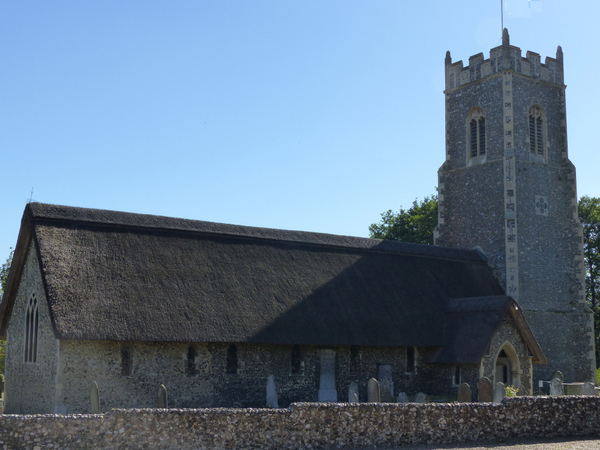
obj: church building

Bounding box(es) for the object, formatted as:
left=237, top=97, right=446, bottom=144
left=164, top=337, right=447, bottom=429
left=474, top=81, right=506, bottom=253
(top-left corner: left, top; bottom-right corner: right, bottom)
left=0, top=31, right=591, bottom=414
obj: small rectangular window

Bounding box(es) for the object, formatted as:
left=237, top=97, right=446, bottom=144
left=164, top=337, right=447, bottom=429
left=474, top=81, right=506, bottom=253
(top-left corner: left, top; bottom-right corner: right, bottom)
left=350, top=346, right=360, bottom=373
left=406, top=347, right=415, bottom=373
left=291, top=345, right=302, bottom=374
left=121, top=346, right=133, bottom=376
left=226, top=344, right=238, bottom=374
left=453, top=366, right=461, bottom=385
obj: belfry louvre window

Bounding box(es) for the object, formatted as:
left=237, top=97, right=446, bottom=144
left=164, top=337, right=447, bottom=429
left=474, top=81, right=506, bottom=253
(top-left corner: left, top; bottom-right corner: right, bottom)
left=529, top=106, right=544, bottom=156
left=468, top=107, right=486, bottom=159
left=24, top=293, right=39, bottom=363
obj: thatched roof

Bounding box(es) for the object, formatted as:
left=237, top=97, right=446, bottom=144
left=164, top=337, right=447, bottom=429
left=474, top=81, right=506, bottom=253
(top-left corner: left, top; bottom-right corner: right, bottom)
left=423, top=296, right=546, bottom=365
left=0, top=203, right=545, bottom=365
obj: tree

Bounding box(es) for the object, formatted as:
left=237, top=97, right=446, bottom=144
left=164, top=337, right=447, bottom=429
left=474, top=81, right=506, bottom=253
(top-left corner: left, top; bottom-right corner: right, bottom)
left=0, top=249, right=13, bottom=294
left=578, top=196, right=600, bottom=364
left=0, top=248, right=12, bottom=375
left=369, top=195, right=438, bottom=245
left=370, top=194, right=600, bottom=365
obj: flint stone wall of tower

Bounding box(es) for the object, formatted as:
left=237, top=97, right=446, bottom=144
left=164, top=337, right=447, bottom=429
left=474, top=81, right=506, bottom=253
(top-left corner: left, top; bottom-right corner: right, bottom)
left=436, top=31, right=595, bottom=383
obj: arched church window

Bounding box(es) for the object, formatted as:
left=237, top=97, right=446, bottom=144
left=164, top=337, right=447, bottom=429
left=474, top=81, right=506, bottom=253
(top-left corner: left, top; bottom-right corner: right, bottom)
left=24, top=293, right=39, bottom=363
left=529, top=105, right=545, bottom=158
left=226, top=344, right=238, bottom=374
left=467, top=107, right=486, bottom=160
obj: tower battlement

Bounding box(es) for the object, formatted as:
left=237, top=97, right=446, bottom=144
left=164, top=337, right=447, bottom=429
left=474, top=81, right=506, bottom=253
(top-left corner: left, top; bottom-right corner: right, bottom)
left=445, top=29, right=563, bottom=91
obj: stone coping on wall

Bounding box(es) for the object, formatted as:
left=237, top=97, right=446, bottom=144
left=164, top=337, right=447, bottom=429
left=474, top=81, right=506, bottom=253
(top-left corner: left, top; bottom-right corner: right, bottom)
left=1, top=397, right=600, bottom=449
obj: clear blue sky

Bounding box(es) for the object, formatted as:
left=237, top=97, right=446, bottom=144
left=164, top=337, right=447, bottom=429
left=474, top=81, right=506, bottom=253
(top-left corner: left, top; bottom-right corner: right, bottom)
left=1, top=1, right=599, bottom=259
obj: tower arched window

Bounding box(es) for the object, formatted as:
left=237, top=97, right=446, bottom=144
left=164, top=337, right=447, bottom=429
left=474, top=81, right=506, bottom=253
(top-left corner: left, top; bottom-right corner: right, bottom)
left=24, top=293, right=39, bottom=363
left=467, top=107, right=486, bottom=160
left=529, top=105, right=545, bottom=158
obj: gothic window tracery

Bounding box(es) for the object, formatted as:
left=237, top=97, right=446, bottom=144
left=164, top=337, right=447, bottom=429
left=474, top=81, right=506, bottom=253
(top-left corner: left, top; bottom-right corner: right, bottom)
left=467, top=107, right=486, bottom=160
left=24, top=293, right=38, bottom=363
left=529, top=105, right=546, bottom=159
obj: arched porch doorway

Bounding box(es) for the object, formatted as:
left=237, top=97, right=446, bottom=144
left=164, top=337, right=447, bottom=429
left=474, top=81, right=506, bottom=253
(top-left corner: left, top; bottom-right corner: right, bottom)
left=494, top=343, right=520, bottom=388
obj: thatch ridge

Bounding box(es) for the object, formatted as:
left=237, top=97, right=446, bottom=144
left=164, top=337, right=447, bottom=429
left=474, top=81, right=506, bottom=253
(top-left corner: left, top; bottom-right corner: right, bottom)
left=27, top=203, right=484, bottom=262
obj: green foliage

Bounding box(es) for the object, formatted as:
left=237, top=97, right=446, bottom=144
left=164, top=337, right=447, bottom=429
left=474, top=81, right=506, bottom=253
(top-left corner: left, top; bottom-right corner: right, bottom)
left=505, top=385, right=518, bottom=397
left=369, top=195, right=438, bottom=245
left=0, top=248, right=13, bottom=294
left=579, top=196, right=600, bottom=365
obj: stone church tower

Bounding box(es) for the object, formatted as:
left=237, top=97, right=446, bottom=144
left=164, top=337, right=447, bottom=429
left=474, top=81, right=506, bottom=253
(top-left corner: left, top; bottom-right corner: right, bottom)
left=435, top=29, right=595, bottom=383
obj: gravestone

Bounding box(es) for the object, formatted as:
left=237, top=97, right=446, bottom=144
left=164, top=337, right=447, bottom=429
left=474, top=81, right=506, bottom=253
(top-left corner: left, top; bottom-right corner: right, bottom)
left=367, top=378, right=380, bottom=403
left=158, top=384, right=168, bottom=408
left=348, top=382, right=359, bottom=403
left=517, top=386, right=527, bottom=396
left=581, top=381, right=597, bottom=396
left=397, top=392, right=408, bottom=403
left=266, top=375, right=279, bottom=408
left=90, top=381, right=101, bottom=414
left=457, top=382, right=472, bottom=402
left=493, top=382, right=506, bottom=403
left=550, top=378, right=563, bottom=396
left=318, top=349, right=338, bottom=402
left=414, top=392, right=427, bottom=403
left=379, top=378, right=392, bottom=402
left=377, top=365, right=394, bottom=398
left=551, top=370, right=564, bottom=382
left=563, top=383, right=583, bottom=395
left=478, top=377, right=493, bottom=402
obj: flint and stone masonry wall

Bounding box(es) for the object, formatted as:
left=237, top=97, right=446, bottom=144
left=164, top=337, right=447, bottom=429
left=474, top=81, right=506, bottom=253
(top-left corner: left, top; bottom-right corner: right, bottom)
left=1, top=397, right=600, bottom=449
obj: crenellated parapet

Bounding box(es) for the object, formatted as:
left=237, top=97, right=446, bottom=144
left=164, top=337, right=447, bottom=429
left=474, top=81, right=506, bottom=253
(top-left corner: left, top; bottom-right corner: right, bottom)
left=445, top=29, right=564, bottom=90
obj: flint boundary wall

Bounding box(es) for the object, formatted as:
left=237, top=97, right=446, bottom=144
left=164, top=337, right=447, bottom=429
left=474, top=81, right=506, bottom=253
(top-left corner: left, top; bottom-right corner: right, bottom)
left=2, top=397, right=600, bottom=449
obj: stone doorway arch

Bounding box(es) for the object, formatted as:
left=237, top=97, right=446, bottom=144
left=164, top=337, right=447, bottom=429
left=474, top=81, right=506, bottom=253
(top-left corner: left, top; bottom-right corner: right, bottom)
left=494, top=342, right=520, bottom=389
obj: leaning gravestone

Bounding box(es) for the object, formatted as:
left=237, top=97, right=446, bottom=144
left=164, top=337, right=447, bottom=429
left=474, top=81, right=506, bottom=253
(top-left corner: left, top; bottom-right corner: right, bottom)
left=550, top=378, right=563, bottom=396
left=90, top=381, right=101, bottom=414
left=367, top=378, right=381, bottom=403
left=478, top=377, right=493, bottom=402
left=551, top=370, right=564, bottom=382
left=318, top=350, right=338, bottom=402
left=493, top=382, right=506, bottom=403
left=348, top=382, right=359, bottom=403
left=397, top=392, right=408, bottom=403
left=457, top=382, right=472, bottom=402
left=379, top=378, right=392, bottom=402
left=266, top=375, right=279, bottom=408
left=158, top=384, right=168, bottom=408
left=414, top=392, right=427, bottom=403
left=581, top=381, right=597, bottom=396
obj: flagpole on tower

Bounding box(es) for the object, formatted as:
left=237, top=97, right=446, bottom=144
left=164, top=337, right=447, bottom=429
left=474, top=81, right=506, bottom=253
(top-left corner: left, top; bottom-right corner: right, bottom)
left=501, top=0, right=504, bottom=33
